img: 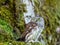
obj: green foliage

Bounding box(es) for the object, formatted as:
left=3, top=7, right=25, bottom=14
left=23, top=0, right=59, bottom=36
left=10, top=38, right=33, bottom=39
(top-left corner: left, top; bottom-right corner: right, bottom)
left=0, top=6, right=13, bottom=25
left=33, top=0, right=60, bottom=44
left=19, top=13, right=25, bottom=33
left=0, top=42, right=43, bottom=45
left=0, top=0, right=6, bottom=5
left=0, top=0, right=26, bottom=40
left=0, top=19, right=14, bottom=42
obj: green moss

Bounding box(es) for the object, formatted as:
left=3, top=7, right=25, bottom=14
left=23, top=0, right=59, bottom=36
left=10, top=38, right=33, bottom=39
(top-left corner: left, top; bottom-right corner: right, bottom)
left=0, top=19, right=14, bottom=42
left=0, top=6, right=13, bottom=25
left=0, top=0, right=26, bottom=40
left=33, top=0, right=60, bottom=44
left=0, top=41, right=43, bottom=45
left=0, top=0, right=6, bottom=5
left=0, top=0, right=60, bottom=45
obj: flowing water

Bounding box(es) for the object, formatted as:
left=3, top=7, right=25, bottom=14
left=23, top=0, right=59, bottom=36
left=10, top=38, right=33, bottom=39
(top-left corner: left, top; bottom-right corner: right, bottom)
left=23, top=0, right=45, bottom=44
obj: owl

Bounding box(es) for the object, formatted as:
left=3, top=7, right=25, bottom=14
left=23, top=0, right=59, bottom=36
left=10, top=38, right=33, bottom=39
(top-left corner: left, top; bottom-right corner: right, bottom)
left=16, top=22, right=37, bottom=41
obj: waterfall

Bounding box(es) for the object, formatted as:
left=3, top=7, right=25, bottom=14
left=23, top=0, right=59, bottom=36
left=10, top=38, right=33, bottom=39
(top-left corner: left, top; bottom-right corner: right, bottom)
left=23, top=0, right=45, bottom=44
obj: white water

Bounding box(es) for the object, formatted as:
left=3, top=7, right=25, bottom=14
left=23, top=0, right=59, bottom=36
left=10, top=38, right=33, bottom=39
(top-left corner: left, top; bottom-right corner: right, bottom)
left=23, top=0, right=45, bottom=44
